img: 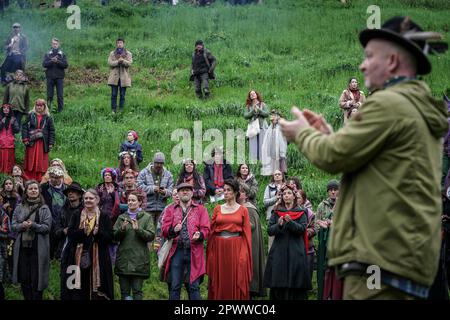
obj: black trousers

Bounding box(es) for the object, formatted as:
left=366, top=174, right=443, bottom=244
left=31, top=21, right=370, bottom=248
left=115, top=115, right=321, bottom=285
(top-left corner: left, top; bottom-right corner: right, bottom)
left=18, top=247, right=43, bottom=300
left=46, top=77, right=64, bottom=112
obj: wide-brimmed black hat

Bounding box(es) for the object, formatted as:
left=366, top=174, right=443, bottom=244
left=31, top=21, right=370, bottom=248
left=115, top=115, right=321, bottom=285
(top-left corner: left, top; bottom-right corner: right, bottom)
left=63, top=182, right=85, bottom=196
left=176, top=182, right=194, bottom=191
left=359, top=16, right=448, bottom=75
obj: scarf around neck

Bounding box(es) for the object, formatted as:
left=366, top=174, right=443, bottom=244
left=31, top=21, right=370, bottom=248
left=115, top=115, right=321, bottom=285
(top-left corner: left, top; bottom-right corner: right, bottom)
left=213, top=163, right=224, bottom=188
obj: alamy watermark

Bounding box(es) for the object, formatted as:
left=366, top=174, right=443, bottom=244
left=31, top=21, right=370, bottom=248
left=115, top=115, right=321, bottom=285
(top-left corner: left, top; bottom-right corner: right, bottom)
left=66, top=5, right=81, bottom=30
left=366, top=5, right=381, bottom=29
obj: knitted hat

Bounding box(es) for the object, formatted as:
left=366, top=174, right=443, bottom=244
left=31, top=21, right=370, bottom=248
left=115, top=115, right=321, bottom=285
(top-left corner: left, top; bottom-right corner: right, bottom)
left=153, top=152, right=165, bottom=163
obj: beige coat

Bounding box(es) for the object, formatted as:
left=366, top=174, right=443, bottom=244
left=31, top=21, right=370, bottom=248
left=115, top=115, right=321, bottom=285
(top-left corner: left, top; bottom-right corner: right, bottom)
left=107, top=50, right=133, bottom=87
left=339, top=89, right=366, bottom=123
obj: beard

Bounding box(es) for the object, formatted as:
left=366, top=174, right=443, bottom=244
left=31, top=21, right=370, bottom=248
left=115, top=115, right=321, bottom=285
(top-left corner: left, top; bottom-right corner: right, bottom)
left=180, top=195, right=191, bottom=203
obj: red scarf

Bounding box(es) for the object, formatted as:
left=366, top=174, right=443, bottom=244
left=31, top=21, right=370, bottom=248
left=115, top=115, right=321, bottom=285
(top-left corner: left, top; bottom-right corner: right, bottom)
left=275, top=209, right=309, bottom=253
left=349, top=88, right=361, bottom=102
left=213, top=164, right=224, bottom=188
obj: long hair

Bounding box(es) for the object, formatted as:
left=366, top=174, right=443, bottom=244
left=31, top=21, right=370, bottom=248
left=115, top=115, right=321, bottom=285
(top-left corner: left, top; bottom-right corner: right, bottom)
left=0, top=104, right=13, bottom=130
left=236, top=163, right=252, bottom=180
left=176, top=159, right=202, bottom=190
left=0, top=176, right=19, bottom=199
left=245, top=90, right=264, bottom=107
left=119, top=152, right=138, bottom=175
left=30, top=98, right=50, bottom=116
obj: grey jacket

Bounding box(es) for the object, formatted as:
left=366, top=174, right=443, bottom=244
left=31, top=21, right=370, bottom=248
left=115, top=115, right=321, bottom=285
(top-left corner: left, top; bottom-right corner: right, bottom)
left=137, top=164, right=174, bottom=212
left=12, top=203, right=52, bottom=291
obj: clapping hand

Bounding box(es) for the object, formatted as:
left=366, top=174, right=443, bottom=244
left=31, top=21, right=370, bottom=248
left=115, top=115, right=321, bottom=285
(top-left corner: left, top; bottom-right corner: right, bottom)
left=278, top=216, right=284, bottom=226
left=121, top=220, right=129, bottom=231
left=131, top=219, right=139, bottom=230
left=192, top=231, right=201, bottom=241
left=302, top=109, right=333, bottom=135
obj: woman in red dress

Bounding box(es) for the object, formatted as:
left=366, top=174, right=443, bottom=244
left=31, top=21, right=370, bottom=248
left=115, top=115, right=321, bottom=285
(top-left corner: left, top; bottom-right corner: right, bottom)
left=0, top=104, right=20, bottom=173
left=22, top=99, right=55, bottom=182
left=206, top=179, right=252, bottom=300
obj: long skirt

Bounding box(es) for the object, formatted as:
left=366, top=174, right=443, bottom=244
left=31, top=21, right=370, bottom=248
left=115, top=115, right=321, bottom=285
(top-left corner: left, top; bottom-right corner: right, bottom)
left=249, top=129, right=266, bottom=163
left=207, top=236, right=251, bottom=300
left=0, top=148, right=15, bottom=173
left=24, top=140, right=48, bottom=182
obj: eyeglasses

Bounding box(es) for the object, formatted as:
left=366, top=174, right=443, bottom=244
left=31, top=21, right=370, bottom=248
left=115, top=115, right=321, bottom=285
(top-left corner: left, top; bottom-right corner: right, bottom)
left=13, top=27, right=20, bottom=29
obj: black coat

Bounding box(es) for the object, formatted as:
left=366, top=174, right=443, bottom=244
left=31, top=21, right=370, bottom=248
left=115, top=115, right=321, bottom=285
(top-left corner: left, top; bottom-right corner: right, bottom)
left=264, top=207, right=312, bottom=290
left=60, top=210, right=114, bottom=300
left=41, top=183, right=68, bottom=224
left=42, top=49, right=68, bottom=79
left=21, top=112, right=55, bottom=153
left=54, top=200, right=83, bottom=261
left=203, top=159, right=233, bottom=196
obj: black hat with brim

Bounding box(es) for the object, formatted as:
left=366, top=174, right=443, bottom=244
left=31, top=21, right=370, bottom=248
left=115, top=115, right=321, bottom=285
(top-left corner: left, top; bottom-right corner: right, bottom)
left=63, top=182, right=85, bottom=196
left=359, top=16, right=432, bottom=75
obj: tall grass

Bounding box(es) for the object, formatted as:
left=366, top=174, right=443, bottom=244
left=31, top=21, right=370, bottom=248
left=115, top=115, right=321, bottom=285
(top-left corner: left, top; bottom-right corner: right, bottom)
left=1, top=0, right=449, bottom=299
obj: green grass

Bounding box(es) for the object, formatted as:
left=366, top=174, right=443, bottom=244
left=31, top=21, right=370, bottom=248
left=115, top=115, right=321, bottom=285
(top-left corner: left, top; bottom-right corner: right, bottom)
left=1, top=0, right=449, bottom=299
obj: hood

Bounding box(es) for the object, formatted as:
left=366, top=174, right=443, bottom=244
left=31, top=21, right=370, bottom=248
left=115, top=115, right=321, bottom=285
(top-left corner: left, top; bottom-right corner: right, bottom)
left=396, top=80, right=448, bottom=139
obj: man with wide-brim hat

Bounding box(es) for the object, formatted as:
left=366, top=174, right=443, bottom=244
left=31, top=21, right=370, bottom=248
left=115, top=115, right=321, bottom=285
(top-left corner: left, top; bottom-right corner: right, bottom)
left=58, top=182, right=85, bottom=299
left=280, top=16, right=448, bottom=299
left=160, top=181, right=210, bottom=300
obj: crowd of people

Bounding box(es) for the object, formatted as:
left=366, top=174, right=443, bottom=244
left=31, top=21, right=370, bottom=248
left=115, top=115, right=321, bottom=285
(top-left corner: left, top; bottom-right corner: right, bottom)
left=0, top=9, right=449, bottom=302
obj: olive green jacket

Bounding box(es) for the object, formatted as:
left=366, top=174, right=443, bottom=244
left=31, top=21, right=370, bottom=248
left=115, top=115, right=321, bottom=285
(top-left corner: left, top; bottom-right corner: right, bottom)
left=113, top=211, right=155, bottom=277
left=295, top=80, right=447, bottom=287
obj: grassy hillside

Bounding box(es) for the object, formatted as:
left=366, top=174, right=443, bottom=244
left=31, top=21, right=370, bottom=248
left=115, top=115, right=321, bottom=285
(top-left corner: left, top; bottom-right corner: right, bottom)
left=1, top=0, right=449, bottom=299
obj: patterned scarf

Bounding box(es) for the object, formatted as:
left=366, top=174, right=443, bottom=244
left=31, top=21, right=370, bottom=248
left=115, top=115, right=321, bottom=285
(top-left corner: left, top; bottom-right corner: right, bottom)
left=213, top=163, right=224, bottom=188
left=21, top=197, right=42, bottom=247
left=74, top=207, right=102, bottom=295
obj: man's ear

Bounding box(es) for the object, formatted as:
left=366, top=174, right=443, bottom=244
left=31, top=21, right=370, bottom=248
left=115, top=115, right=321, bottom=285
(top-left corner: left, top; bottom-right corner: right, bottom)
left=387, top=52, right=401, bottom=74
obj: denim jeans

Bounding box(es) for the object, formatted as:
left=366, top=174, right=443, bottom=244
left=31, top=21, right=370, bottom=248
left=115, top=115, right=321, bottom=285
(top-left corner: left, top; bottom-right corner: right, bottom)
left=169, top=246, right=201, bottom=300
left=110, top=80, right=127, bottom=112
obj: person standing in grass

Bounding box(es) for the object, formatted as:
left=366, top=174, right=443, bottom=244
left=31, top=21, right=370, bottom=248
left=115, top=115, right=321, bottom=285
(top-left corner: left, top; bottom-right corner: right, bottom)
left=114, top=191, right=154, bottom=300
left=0, top=193, right=10, bottom=301
left=1, top=23, right=28, bottom=86
left=235, top=163, right=258, bottom=205
left=162, top=183, right=210, bottom=300
left=244, top=90, right=269, bottom=162
left=22, top=99, right=55, bottom=182
left=203, top=147, right=233, bottom=202
left=119, top=130, right=143, bottom=166
left=43, top=38, right=68, bottom=113
left=118, top=168, right=146, bottom=212
left=238, top=183, right=266, bottom=299
left=3, top=69, right=30, bottom=127
left=116, top=151, right=139, bottom=184
left=339, top=77, right=366, bottom=124
left=0, top=104, right=20, bottom=174
left=12, top=180, right=51, bottom=300
left=40, top=166, right=68, bottom=260
left=264, top=184, right=311, bottom=300
left=261, top=109, right=287, bottom=176
left=62, top=189, right=114, bottom=300
left=58, top=181, right=84, bottom=300
left=263, top=170, right=285, bottom=251
left=107, top=38, right=132, bottom=113
left=206, top=179, right=252, bottom=300
left=280, top=16, right=448, bottom=300
left=297, top=189, right=316, bottom=286
left=190, top=40, right=216, bottom=99
left=137, top=151, right=174, bottom=245
left=315, top=180, right=341, bottom=300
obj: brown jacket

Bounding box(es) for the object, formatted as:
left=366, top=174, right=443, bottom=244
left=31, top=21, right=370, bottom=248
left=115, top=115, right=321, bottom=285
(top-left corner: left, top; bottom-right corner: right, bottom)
left=339, top=89, right=366, bottom=123
left=107, top=49, right=132, bottom=87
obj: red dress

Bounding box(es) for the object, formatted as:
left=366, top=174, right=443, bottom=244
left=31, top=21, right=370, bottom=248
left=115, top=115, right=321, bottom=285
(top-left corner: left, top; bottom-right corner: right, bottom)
left=0, top=125, right=15, bottom=174
left=206, top=205, right=252, bottom=300
left=24, top=114, right=48, bottom=182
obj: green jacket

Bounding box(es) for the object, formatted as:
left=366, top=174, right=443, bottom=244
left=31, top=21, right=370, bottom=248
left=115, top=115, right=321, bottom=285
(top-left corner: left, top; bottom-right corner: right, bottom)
left=3, top=80, right=30, bottom=114
left=113, top=211, right=155, bottom=277
left=244, top=102, right=269, bottom=129
left=295, top=80, right=447, bottom=287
